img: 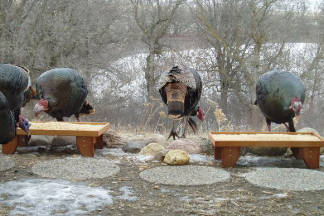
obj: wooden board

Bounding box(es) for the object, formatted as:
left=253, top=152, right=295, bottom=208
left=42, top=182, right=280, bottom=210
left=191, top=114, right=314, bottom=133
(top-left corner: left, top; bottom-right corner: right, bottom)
left=209, top=131, right=324, bottom=169
left=209, top=132, right=324, bottom=147
left=17, top=121, right=110, bottom=137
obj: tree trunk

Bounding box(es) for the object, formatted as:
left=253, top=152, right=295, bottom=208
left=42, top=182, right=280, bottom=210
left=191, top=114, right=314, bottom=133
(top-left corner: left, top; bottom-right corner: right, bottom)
left=145, top=50, right=157, bottom=102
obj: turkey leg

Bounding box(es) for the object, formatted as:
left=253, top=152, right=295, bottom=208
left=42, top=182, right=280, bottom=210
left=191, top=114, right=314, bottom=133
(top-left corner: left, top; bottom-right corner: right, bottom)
left=168, top=121, right=179, bottom=140
left=266, top=118, right=271, bottom=131
left=181, top=116, right=189, bottom=138
left=288, top=119, right=296, bottom=132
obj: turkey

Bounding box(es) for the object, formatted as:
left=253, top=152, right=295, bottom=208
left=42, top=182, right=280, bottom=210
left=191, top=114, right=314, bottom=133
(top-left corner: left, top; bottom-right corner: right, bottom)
left=0, top=64, right=34, bottom=134
left=0, top=91, right=16, bottom=144
left=254, top=69, right=306, bottom=132
left=33, top=68, right=94, bottom=121
left=158, top=66, right=204, bottom=139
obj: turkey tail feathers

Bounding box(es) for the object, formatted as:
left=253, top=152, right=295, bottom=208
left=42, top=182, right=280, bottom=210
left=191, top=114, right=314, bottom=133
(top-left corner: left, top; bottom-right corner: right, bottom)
left=188, top=117, right=197, bottom=134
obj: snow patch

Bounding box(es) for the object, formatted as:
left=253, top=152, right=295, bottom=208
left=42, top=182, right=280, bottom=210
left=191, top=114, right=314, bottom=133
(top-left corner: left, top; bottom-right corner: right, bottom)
left=0, top=179, right=112, bottom=216
left=102, top=148, right=153, bottom=162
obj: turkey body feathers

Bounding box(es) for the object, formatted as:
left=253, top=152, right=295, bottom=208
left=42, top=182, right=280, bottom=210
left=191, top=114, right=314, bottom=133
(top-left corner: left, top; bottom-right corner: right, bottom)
left=159, top=67, right=202, bottom=116
left=0, top=91, right=16, bottom=144
left=256, top=70, right=306, bottom=124
left=0, top=64, right=30, bottom=111
left=159, top=67, right=202, bottom=138
left=36, top=68, right=88, bottom=120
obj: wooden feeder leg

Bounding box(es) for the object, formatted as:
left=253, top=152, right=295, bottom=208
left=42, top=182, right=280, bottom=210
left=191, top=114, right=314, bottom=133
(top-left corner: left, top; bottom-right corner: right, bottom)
left=221, top=146, right=241, bottom=168
left=76, top=136, right=95, bottom=157
left=291, top=147, right=303, bottom=159
left=302, top=147, right=320, bottom=169
left=94, top=135, right=104, bottom=149
left=214, top=146, right=222, bottom=160
left=2, top=136, right=18, bottom=154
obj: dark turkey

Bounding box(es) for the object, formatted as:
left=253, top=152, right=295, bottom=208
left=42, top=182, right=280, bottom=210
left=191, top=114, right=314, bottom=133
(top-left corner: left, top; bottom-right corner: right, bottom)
left=158, top=66, right=204, bottom=139
left=255, top=69, right=306, bottom=132
left=0, top=64, right=34, bottom=134
left=0, top=91, right=16, bottom=144
left=34, top=68, right=94, bottom=121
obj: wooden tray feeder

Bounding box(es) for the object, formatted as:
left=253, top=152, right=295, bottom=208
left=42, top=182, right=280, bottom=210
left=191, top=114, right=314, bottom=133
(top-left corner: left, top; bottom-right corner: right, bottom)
left=2, top=121, right=110, bottom=157
left=209, top=132, right=324, bottom=169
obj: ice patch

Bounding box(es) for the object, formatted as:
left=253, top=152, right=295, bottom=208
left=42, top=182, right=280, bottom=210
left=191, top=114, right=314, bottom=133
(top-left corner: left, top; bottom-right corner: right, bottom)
left=117, top=186, right=138, bottom=201
left=0, top=179, right=112, bottom=216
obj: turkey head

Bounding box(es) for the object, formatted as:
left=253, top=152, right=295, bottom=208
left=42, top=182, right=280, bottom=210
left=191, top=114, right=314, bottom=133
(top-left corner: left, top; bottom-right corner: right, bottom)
left=290, top=97, right=302, bottom=116
left=34, top=99, right=49, bottom=116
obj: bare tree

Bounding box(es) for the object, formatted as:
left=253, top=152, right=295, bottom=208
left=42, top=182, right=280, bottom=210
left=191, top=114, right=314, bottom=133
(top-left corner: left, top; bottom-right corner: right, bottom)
left=131, top=0, right=184, bottom=102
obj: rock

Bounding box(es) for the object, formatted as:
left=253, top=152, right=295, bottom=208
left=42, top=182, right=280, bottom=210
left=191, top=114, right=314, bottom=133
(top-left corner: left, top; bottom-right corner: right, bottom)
left=297, top=127, right=324, bottom=154
left=163, top=150, right=189, bottom=165
left=139, top=143, right=167, bottom=161
left=28, top=135, right=53, bottom=146
left=122, top=141, right=147, bottom=153
left=145, top=135, right=167, bottom=146
left=248, top=147, right=287, bottom=156
left=192, top=137, right=214, bottom=155
left=52, top=136, right=76, bottom=146
left=139, top=143, right=165, bottom=155
left=167, top=139, right=202, bottom=154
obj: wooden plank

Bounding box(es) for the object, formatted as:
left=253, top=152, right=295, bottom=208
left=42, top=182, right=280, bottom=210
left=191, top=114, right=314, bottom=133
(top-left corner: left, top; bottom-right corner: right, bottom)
left=214, top=146, right=222, bottom=160
left=94, top=135, right=104, bottom=149
left=76, top=136, right=95, bottom=157
left=16, top=122, right=110, bottom=137
left=291, top=147, right=304, bottom=159
left=209, top=132, right=324, bottom=147
left=302, top=147, right=320, bottom=169
left=221, top=146, right=241, bottom=168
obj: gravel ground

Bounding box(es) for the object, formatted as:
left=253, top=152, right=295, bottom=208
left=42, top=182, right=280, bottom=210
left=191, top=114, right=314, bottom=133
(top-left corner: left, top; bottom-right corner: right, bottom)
left=140, top=165, right=230, bottom=186
left=1, top=140, right=324, bottom=215
left=245, top=168, right=324, bottom=191
left=32, top=157, right=120, bottom=180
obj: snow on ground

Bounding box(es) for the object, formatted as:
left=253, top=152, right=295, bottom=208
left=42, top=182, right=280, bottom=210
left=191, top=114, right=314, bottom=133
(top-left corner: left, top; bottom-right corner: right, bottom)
left=100, top=148, right=154, bottom=162
left=117, top=186, right=138, bottom=201
left=0, top=179, right=112, bottom=216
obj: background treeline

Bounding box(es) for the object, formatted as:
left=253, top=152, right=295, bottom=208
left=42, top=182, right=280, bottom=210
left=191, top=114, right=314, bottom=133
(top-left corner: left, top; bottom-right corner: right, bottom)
left=0, top=0, right=323, bottom=134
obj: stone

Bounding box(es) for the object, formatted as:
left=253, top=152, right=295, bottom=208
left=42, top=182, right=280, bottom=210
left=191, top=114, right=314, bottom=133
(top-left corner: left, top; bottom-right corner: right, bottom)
left=139, top=143, right=164, bottom=155
left=248, top=147, right=287, bottom=156
left=52, top=136, right=76, bottom=146
left=192, top=137, right=214, bottom=155
left=28, top=135, right=53, bottom=146
left=139, top=143, right=167, bottom=161
left=163, top=150, right=189, bottom=165
left=122, top=141, right=147, bottom=153
left=167, top=139, right=201, bottom=154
